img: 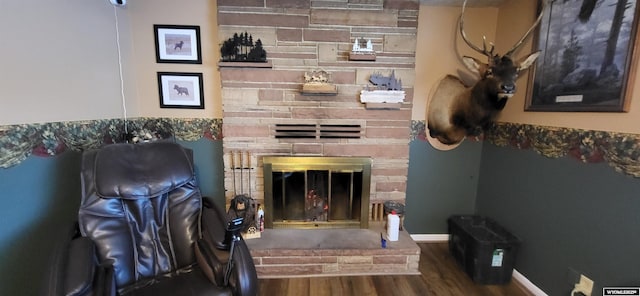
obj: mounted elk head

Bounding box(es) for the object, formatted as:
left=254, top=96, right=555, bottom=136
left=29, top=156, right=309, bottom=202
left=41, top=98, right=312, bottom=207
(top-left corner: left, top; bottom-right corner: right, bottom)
left=427, top=0, right=544, bottom=146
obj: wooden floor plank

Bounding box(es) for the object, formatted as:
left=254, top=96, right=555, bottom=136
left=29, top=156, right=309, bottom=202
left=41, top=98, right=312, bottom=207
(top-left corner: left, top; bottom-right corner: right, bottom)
left=308, top=277, right=334, bottom=296
left=286, top=277, right=309, bottom=296
left=257, top=242, right=531, bottom=296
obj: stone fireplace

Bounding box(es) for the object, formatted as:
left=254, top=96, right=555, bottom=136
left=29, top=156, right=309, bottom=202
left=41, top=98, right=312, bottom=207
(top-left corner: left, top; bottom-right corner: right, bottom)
left=217, top=0, right=421, bottom=277
left=218, top=0, right=418, bottom=228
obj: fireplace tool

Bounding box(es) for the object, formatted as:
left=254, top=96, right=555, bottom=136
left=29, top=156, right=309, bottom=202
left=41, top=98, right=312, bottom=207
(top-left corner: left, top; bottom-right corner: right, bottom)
left=222, top=216, right=244, bottom=286
left=227, top=150, right=258, bottom=237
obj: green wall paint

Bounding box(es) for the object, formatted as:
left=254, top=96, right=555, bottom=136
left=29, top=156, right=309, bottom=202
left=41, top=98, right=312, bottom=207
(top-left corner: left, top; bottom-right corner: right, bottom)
left=476, top=144, right=640, bottom=295
left=404, top=139, right=483, bottom=234
left=0, top=139, right=223, bottom=295
left=0, top=151, right=82, bottom=295
left=178, top=139, right=226, bottom=208
left=3, top=136, right=639, bottom=295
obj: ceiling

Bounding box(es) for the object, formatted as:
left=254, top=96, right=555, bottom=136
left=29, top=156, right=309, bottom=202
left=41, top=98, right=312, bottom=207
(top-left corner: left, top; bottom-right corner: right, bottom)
left=419, top=0, right=506, bottom=7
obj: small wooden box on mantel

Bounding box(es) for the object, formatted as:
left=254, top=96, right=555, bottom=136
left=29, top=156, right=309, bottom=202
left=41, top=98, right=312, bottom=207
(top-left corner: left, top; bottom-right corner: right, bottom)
left=300, top=84, right=338, bottom=96
left=349, top=52, right=376, bottom=61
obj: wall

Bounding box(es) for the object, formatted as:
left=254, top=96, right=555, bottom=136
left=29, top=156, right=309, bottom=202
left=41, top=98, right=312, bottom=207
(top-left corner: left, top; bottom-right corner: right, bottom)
left=0, top=152, right=82, bottom=295
left=128, top=0, right=222, bottom=118
left=477, top=145, right=640, bottom=296
left=474, top=1, right=640, bottom=295
left=0, top=0, right=135, bottom=124
left=404, top=139, right=482, bottom=233
left=0, top=0, right=223, bottom=124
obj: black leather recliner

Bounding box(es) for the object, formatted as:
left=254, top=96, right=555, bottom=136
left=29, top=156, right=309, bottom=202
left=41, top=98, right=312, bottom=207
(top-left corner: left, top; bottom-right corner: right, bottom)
left=42, top=142, right=258, bottom=296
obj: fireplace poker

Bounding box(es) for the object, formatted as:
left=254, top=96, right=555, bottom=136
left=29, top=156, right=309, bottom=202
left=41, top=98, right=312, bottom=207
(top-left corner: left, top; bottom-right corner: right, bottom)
left=247, top=151, right=251, bottom=198
left=230, top=150, right=236, bottom=195
left=239, top=151, right=244, bottom=194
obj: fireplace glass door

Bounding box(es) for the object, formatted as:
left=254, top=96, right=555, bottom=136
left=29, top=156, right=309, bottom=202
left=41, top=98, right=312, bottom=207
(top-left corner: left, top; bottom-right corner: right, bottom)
left=264, top=157, right=371, bottom=229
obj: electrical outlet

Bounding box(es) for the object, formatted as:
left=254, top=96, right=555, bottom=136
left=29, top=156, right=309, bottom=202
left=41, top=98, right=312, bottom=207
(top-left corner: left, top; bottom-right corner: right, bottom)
left=575, top=274, right=594, bottom=296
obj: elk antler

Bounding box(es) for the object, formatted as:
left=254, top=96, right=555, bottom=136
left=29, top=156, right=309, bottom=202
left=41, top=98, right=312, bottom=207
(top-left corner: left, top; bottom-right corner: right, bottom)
left=459, top=0, right=546, bottom=58
left=459, top=0, right=495, bottom=58
left=504, top=0, right=546, bottom=57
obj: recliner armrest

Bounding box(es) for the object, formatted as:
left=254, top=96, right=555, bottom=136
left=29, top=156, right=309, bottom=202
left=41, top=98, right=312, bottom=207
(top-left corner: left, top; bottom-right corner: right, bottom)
left=201, top=198, right=228, bottom=244
left=195, top=238, right=225, bottom=286
left=62, top=237, right=116, bottom=296
left=63, top=237, right=98, bottom=295
left=200, top=199, right=259, bottom=296
left=42, top=224, right=115, bottom=296
left=197, top=200, right=230, bottom=286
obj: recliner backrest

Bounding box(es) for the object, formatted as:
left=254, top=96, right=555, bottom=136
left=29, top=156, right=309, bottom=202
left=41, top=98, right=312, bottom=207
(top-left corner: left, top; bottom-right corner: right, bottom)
left=78, top=142, right=202, bottom=288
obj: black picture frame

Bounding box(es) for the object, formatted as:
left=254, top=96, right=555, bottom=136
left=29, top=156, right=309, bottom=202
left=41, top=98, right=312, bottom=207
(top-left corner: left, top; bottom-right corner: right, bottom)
left=525, top=0, right=639, bottom=112
left=154, top=25, right=202, bottom=64
left=157, top=72, right=204, bottom=109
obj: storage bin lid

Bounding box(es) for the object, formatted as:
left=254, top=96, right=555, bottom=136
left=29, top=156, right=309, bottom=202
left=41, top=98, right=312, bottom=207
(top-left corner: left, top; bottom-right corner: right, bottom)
left=448, top=215, right=521, bottom=244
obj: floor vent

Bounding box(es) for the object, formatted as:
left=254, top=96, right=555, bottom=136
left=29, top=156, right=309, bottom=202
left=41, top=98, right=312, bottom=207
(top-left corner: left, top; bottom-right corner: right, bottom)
left=275, top=124, right=362, bottom=139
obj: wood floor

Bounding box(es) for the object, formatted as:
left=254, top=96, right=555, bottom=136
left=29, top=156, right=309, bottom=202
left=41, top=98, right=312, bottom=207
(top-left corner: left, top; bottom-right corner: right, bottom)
left=258, top=242, right=532, bottom=296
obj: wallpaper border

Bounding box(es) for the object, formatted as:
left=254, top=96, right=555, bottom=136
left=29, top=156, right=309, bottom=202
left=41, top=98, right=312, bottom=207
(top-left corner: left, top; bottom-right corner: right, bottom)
left=4, top=119, right=639, bottom=178
left=411, top=120, right=640, bottom=178
left=0, top=118, right=222, bottom=168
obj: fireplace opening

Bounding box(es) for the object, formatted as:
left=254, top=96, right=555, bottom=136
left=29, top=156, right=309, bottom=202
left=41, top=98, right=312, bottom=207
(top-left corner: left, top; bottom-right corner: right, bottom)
left=263, top=157, right=371, bottom=229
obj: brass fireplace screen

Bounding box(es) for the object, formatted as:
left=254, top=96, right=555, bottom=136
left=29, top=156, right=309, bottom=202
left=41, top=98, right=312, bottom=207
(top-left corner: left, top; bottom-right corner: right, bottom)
left=262, top=157, right=371, bottom=229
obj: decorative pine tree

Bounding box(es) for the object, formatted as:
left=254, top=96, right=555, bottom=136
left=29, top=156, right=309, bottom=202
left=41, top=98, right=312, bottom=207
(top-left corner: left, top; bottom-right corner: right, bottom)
left=220, top=32, right=267, bottom=62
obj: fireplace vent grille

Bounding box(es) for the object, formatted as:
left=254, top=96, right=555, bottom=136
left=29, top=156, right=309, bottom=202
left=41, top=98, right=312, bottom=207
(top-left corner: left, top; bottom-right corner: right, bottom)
left=275, top=124, right=362, bottom=139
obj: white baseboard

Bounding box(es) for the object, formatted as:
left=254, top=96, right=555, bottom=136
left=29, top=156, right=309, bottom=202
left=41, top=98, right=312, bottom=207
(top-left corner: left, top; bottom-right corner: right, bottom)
left=410, top=234, right=449, bottom=242
left=512, top=269, right=548, bottom=296
left=410, top=233, right=547, bottom=296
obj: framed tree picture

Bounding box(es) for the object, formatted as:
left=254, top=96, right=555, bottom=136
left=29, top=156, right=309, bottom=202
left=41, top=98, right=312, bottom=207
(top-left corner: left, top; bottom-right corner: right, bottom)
left=154, top=25, right=202, bottom=64
left=525, top=0, right=639, bottom=112
left=157, top=72, right=204, bottom=109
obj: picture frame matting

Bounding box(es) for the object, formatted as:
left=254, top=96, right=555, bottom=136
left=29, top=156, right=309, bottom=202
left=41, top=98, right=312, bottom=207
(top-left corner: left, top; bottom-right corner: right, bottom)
left=157, top=72, right=204, bottom=109
left=154, top=24, right=202, bottom=64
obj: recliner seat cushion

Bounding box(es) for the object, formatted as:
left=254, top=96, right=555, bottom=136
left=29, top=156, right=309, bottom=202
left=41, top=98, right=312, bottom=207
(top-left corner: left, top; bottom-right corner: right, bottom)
left=119, top=266, right=231, bottom=296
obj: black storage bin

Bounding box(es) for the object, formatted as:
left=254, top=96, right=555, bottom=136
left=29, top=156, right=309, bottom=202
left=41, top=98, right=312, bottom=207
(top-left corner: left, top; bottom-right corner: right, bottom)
left=447, top=215, right=521, bottom=285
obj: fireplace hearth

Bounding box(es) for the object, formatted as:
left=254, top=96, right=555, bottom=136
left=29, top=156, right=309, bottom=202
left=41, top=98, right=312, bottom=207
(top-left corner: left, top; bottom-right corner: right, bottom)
left=263, top=156, right=371, bottom=229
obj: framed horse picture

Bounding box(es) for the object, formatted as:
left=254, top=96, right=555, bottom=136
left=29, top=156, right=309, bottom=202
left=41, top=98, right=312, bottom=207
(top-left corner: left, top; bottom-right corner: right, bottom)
left=154, top=25, right=202, bottom=64
left=157, top=72, right=204, bottom=109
